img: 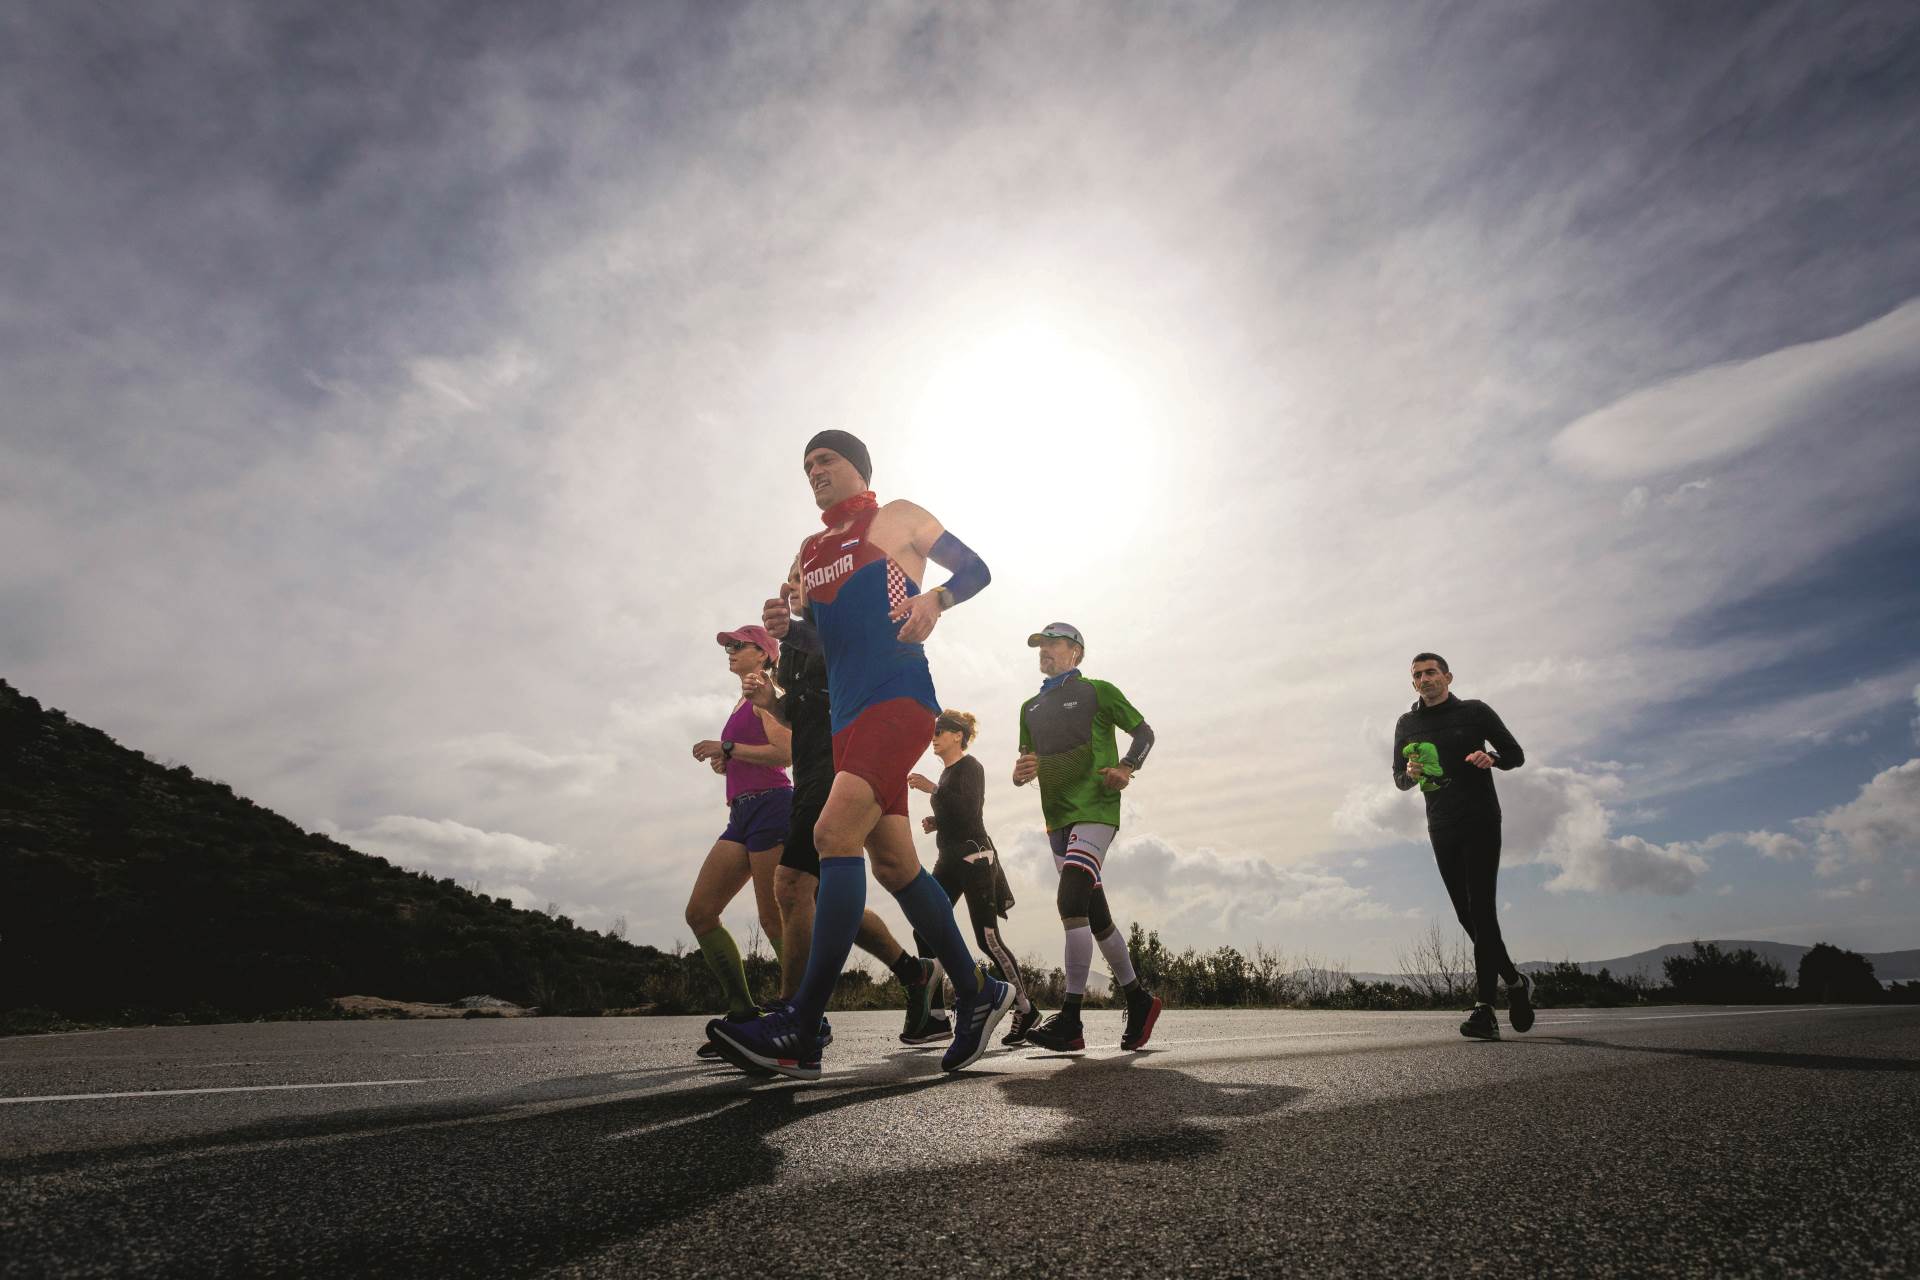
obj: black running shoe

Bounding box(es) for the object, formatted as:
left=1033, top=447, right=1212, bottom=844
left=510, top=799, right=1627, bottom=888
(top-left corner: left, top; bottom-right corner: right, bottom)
left=1001, top=1003, right=1043, bottom=1047
left=899, top=958, right=935, bottom=1041
left=1025, top=1010, right=1085, bottom=1052
left=696, top=1040, right=720, bottom=1060
left=1121, top=988, right=1163, bottom=1051
left=1506, top=973, right=1536, bottom=1034
left=900, top=1011, right=953, bottom=1046
left=1460, top=1003, right=1500, bottom=1040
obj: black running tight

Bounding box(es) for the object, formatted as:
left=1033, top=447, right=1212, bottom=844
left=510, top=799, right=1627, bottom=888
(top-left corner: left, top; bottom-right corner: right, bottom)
left=914, top=855, right=1028, bottom=1000
left=1430, top=817, right=1520, bottom=1005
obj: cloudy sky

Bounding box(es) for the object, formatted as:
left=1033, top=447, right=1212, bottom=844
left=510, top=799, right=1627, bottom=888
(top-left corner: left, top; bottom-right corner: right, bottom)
left=6, top=2, right=1918, bottom=973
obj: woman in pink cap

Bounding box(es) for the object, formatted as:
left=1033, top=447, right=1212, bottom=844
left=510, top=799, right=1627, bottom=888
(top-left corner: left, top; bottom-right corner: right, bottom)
left=686, top=624, right=793, bottom=1045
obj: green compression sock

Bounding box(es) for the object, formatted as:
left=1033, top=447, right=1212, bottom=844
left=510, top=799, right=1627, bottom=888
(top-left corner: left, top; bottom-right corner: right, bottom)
left=696, top=926, right=755, bottom=1018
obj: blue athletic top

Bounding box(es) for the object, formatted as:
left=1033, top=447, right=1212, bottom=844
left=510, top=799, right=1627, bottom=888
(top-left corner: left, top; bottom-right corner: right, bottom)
left=798, top=494, right=940, bottom=732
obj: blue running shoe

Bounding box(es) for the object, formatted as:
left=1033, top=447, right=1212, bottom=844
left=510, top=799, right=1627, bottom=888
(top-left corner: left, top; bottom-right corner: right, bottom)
left=753, top=999, right=829, bottom=1047
left=700, top=1007, right=767, bottom=1064
left=706, top=1008, right=821, bottom=1080
left=942, top=967, right=1014, bottom=1073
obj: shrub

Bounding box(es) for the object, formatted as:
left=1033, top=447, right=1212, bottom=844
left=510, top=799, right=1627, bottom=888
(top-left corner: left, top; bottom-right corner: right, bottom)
left=1663, top=942, right=1788, bottom=1003
left=1796, top=942, right=1881, bottom=1003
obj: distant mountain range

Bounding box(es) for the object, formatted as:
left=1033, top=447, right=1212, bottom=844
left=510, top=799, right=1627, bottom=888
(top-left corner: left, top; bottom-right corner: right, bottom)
left=1313, top=939, right=1919, bottom=990
left=1113, top=942, right=1920, bottom=994
left=1517, top=940, right=1920, bottom=986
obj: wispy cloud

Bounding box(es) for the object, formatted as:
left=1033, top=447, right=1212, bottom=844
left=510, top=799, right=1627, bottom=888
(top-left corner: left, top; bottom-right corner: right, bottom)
left=993, top=825, right=1409, bottom=966
left=335, top=815, right=572, bottom=890
left=1552, top=300, right=1920, bottom=481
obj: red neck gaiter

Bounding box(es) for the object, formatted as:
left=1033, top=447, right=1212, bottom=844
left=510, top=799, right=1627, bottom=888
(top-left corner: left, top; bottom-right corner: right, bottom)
left=821, top=491, right=879, bottom=527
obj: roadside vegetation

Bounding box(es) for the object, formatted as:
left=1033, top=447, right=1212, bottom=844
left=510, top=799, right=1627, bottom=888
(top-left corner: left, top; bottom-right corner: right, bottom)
left=4, top=677, right=1910, bottom=1035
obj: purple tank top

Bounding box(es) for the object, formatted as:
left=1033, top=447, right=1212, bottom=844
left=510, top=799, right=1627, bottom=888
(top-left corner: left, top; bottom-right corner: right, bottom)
left=722, top=699, right=790, bottom=802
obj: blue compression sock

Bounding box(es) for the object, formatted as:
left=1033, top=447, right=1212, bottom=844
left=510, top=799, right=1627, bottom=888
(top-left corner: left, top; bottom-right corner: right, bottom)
left=793, top=856, right=866, bottom=1025
left=894, top=870, right=978, bottom=1000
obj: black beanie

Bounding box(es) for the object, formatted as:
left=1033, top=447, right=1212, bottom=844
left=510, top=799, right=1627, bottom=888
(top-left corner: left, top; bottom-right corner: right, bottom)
left=803, top=430, right=872, bottom=485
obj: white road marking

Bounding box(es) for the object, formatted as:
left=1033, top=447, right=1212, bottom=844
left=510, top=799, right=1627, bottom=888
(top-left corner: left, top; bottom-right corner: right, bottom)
left=1575, top=1007, right=1853, bottom=1024
left=1149, top=1030, right=1380, bottom=1048
left=1060, top=1008, right=1864, bottom=1052
left=0, top=1079, right=453, bottom=1105
left=603, top=1096, right=756, bottom=1140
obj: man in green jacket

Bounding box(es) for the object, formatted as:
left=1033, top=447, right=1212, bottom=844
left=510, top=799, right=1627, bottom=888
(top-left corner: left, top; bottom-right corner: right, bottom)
left=1013, top=622, right=1162, bottom=1052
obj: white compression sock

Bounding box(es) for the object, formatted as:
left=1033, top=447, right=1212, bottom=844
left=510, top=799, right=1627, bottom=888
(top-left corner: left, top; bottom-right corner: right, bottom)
left=1096, top=926, right=1137, bottom=988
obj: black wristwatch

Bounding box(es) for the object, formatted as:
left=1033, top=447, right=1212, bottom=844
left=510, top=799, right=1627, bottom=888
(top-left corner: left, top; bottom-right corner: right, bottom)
left=721, top=740, right=735, bottom=761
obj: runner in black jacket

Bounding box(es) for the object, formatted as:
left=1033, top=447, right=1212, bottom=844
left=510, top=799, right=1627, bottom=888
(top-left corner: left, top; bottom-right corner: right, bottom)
left=1392, top=652, right=1535, bottom=1039
left=907, top=710, right=1042, bottom=1047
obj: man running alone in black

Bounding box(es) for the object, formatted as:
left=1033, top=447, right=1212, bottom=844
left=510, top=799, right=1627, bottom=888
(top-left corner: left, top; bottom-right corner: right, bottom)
left=1393, top=653, right=1535, bottom=1039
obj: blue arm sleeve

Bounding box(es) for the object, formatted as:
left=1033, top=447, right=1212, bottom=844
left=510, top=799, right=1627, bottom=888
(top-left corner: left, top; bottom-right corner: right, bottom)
left=929, top=531, right=990, bottom=605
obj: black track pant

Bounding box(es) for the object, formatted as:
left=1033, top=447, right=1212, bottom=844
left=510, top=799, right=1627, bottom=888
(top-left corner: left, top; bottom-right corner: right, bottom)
left=1430, top=817, right=1519, bottom=1005
left=914, top=850, right=1028, bottom=1001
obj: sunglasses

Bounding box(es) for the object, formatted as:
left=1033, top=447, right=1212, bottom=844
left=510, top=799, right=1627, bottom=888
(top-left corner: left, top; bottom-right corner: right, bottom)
left=723, top=640, right=751, bottom=654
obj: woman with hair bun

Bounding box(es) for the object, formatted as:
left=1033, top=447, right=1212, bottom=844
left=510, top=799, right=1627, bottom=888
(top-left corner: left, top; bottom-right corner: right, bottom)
left=906, top=709, right=1042, bottom=1047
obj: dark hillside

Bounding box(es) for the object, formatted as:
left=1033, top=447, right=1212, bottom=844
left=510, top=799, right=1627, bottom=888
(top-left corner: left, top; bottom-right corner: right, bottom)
left=0, top=679, right=687, bottom=1020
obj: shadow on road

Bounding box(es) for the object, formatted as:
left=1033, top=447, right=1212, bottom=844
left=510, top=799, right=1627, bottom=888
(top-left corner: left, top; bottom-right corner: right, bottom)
left=2, top=1062, right=955, bottom=1277
left=1530, top=1035, right=1920, bottom=1073
left=995, top=1054, right=1306, bottom=1163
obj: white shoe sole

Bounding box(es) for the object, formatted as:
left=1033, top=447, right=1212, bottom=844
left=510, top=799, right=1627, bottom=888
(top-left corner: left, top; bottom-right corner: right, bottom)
left=707, top=1024, right=820, bottom=1080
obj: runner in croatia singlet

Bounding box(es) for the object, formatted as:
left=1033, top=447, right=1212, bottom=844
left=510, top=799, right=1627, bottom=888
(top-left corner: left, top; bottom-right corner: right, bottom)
left=705, top=431, right=1013, bottom=1081
left=798, top=494, right=940, bottom=732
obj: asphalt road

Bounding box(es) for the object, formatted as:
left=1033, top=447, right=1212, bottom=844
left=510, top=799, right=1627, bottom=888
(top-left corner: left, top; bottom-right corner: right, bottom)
left=3, top=1004, right=1915, bottom=1277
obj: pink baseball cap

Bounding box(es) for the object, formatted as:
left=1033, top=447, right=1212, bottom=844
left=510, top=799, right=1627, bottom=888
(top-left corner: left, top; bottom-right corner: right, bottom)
left=716, top=624, right=779, bottom=665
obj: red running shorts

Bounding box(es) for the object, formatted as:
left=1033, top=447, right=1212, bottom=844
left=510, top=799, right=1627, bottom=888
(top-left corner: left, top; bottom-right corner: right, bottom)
left=831, top=698, right=936, bottom=818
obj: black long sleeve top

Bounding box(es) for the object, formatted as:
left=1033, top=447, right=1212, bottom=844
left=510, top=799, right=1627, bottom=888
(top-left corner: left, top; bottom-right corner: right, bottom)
left=773, top=624, right=834, bottom=796
left=928, top=754, right=992, bottom=859
left=1391, top=694, right=1525, bottom=828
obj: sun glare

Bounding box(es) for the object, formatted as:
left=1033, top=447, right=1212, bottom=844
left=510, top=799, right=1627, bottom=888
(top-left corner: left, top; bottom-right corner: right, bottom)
left=903, top=319, right=1164, bottom=540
